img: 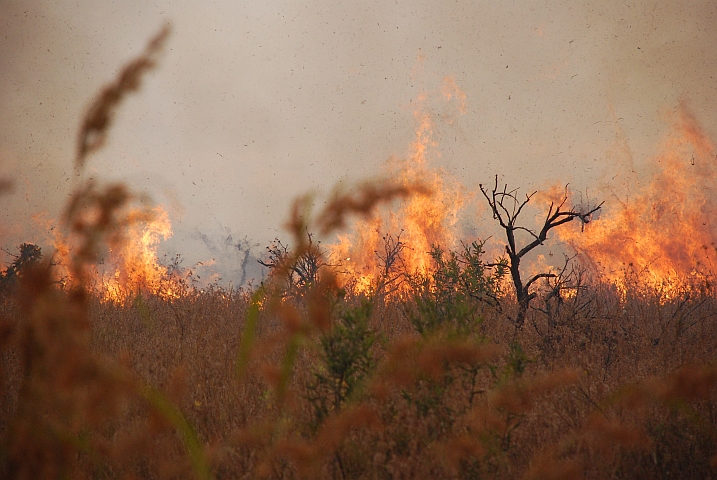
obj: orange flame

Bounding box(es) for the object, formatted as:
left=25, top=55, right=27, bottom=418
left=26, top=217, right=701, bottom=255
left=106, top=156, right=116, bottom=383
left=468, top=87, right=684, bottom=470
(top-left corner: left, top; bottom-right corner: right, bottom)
left=98, top=205, right=181, bottom=303
left=328, top=82, right=468, bottom=295
left=558, top=103, right=717, bottom=296
left=44, top=205, right=183, bottom=303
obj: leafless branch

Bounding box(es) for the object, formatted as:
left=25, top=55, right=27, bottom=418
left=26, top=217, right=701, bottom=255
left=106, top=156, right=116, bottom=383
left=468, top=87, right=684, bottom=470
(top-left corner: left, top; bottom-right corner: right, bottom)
left=479, top=174, right=603, bottom=329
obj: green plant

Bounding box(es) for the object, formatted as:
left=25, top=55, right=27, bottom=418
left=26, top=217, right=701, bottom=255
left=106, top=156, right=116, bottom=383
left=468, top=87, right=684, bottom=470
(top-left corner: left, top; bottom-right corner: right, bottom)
left=407, top=241, right=505, bottom=336
left=305, top=299, right=377, bottom=426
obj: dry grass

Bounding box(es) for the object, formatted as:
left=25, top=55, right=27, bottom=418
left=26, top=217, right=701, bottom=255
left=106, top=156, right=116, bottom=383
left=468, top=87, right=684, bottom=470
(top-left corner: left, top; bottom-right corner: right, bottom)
left=1, top=263, right=716, bottom=479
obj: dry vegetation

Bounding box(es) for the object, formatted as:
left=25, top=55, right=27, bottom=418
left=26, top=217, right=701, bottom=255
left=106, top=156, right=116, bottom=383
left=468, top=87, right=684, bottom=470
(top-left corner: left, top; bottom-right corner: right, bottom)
left=1, top=27, right=717, bottom=480
left=2, top=252, right=717, bottom=479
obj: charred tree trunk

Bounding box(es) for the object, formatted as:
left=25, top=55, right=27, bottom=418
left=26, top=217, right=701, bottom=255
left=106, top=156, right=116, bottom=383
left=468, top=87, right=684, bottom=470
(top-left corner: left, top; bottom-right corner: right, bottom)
left=507, top=248, right=529, bottom=328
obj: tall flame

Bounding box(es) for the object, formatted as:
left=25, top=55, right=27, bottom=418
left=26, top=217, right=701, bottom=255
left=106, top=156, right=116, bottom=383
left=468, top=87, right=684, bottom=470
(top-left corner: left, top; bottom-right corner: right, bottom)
left=328, top=81, right=467, bottom=294
left=45, top=205, right=183, bottom=304
left=558, top=103, right=717, bottom=295
left=99, top=205, right=180, bottom=303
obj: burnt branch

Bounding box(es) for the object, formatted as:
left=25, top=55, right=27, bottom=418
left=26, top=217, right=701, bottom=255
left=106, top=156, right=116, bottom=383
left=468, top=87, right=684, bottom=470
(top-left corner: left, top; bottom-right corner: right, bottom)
left=374, top=230, right=408, bottom=297
left=525, top=272, right=557, bottom=292
left=259, top=230, right=330, bottom=296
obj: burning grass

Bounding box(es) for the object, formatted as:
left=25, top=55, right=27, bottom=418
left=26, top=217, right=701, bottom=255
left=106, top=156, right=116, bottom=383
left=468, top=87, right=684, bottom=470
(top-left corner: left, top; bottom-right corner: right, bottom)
left=2, top=268, right=716, bottom=479
left=1, top=26, right=717, bottom=480
left=3, top=166, right=717, bottom=478
left=557, top=101, right=717, bottom=300
left=327, top=82, right=468, bottom=298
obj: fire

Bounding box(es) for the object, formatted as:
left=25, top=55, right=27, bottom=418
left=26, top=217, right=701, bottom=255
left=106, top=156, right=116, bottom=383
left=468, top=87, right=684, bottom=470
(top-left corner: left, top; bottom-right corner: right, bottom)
left=558, top=103, right=717, bottom=297
left=328, top=80, right=467, bottom=295
left=98, top=205, right=181, bottom=303
left=46, top=205, right=184, bottom=304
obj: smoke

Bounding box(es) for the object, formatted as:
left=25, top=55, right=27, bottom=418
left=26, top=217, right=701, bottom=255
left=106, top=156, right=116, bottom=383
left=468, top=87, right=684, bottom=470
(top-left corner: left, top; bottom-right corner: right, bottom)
left=189, top=228, right=265, bottom=288
left=1, top=0, right=716, bottom=279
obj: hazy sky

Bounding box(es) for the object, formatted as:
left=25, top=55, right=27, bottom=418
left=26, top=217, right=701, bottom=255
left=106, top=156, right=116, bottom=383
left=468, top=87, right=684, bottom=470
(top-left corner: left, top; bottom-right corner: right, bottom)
left=1, top=0, right=716, bottom=283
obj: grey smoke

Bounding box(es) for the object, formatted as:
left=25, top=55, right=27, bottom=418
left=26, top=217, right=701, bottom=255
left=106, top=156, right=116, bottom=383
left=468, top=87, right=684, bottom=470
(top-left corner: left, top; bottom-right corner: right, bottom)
left=1, top=0, right=716, bottom=270
left=189, top=228, right=266, bottom=288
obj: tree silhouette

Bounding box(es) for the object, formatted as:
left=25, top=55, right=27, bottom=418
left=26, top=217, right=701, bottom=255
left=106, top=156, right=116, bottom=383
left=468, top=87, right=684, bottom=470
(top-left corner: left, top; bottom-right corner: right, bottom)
left=480, top=176, right=602, bottom=329
left=259, top=231, right=328, bottom=296
left=0, top=243, right=43, bottom=291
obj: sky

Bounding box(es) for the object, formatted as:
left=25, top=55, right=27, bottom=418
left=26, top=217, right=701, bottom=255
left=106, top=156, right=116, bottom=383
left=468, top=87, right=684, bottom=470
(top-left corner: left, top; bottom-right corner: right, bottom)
left=1, top=0, right=716, bottom=285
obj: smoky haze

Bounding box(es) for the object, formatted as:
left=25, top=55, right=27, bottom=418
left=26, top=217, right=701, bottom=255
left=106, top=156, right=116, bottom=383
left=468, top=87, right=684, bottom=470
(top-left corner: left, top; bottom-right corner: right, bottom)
left=1, top=0, right=716, bottom=283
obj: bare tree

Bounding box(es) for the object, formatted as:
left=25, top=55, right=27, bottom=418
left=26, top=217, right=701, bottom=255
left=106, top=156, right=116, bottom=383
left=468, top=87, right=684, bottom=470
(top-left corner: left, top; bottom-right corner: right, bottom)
left=480, top=175, right=602, bottom=329
left=259, top=230, right=328, bottom=296
left=532, top=255, right=595, bottom=328
left=374, top=230, right=408, bottom=298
